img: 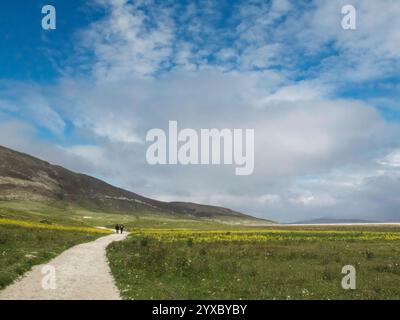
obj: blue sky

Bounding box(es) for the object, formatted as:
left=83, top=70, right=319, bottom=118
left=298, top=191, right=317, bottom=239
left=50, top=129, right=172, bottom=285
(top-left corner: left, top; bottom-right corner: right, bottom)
left=1, top=1, right=93, bottom=80
left=1, top=0, right=400, bottom=222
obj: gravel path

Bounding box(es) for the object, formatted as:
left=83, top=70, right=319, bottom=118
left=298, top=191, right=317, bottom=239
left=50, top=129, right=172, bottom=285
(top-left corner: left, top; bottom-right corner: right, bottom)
left=0, top=232, right=128, bottom=300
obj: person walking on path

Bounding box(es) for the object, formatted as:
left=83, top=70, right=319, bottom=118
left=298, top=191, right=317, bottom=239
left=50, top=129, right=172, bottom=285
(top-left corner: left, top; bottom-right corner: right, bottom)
left=115, top=224, right=120, bottom=234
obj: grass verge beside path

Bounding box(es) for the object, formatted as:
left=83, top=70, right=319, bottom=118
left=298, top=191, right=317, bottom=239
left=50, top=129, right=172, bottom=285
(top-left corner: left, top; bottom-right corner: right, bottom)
left=0, top=221, right=108, bottom=290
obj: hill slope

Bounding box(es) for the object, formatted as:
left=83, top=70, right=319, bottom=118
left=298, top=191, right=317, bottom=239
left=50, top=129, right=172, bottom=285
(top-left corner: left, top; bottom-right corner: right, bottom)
left=0, top=145, right=270, bottom=222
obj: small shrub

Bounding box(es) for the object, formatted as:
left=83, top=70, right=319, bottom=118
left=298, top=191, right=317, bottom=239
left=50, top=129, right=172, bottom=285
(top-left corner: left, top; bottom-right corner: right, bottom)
left=322, top=268, right=335, bottom=281
left=140, top=238, right=149, bottom=247
left=0, top=233, right=7, bottom=245
left=364, top=249, right=374, bottom=260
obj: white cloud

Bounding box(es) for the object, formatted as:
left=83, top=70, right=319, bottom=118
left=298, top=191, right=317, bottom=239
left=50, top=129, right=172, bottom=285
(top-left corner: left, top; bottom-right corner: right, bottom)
left=379, top=150, right=400, bottom=168
left=258, top=81, right=329, bottom=105
left=0, top=82, right=65, bottom=135
left=257, top=194, right=282, bottom=205
left=78, top=0, right=174, bottom=80
left=239, top=44, right=282, bottom=70
left=62, top=145, right=107, bottom=168
left=287, top=0, right=400, bottom=82
left=289, top=193, right=336, bottom=207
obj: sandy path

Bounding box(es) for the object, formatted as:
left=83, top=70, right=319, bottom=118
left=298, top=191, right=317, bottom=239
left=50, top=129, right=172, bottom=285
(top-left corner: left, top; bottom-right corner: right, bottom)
left=0, top=232, right=128, bottom=300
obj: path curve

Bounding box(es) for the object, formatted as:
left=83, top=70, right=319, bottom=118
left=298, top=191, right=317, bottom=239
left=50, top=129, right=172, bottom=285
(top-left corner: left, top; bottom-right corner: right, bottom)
left=0, top=232, right=128, bottom=300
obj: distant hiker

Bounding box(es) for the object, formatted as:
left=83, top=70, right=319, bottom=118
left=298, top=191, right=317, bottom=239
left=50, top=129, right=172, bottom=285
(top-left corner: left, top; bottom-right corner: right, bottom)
left=115, top=224, right=120, bottom=234
left=120, top=224, right=124, bottom=234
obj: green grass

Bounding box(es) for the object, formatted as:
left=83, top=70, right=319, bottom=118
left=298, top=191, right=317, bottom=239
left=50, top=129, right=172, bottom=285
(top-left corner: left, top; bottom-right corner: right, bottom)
left=108, top=228, right=400, bottom=300
left=0, top=224, right=102, bottom=290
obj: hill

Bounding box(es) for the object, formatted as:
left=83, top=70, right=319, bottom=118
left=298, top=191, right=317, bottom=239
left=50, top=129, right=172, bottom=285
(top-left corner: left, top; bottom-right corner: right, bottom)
left=0, top=145, right=271, bottom=223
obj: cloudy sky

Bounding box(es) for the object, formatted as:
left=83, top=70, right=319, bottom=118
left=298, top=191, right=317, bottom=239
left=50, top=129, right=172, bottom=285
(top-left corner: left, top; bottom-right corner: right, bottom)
left=1, top=0, right=400, bottom=222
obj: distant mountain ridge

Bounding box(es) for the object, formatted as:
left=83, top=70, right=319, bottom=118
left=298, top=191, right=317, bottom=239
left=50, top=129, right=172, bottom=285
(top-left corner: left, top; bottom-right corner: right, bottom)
left=0, top=145, right=271, bottom=223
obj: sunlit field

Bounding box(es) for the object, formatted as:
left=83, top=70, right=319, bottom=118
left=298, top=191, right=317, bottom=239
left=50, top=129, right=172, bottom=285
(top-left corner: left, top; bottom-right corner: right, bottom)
left=131, top=228, right=400, bottom=242
left=0, top=218, right=111, bottom=235
left=108, top=227, right=400, bottom=300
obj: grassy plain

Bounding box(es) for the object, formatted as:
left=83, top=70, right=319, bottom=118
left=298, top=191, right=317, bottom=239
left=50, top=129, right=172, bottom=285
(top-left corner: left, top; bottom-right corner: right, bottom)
left=108, top=227, right=400, bottom=300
